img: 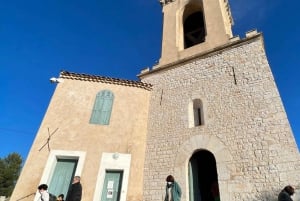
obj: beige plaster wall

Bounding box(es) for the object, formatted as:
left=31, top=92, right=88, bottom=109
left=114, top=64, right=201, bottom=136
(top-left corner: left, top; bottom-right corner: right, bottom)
left=10, top=79, right=151, bottom=201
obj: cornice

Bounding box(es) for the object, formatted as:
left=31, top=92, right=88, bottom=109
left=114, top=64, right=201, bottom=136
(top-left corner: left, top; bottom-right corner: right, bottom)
left=138, top=32, right=263, bottom=79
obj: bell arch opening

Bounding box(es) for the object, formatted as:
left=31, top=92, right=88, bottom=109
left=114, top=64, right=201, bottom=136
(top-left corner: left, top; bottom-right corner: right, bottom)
left=188, top=150, right=220, bottom=201
left=183, top=4, right=206, bottom=49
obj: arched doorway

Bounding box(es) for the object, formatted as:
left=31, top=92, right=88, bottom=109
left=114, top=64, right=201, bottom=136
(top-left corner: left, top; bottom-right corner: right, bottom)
left=188, top=150, right=220, bottom=201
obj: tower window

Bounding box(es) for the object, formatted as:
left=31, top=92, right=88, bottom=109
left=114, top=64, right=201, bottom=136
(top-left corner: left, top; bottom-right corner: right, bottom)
left=195, top=108, right=202, bottom=126
left=90, top=90, right=114, bottom=125
left=184, top=11, right=206, bottom=49
left=189, top=99, right=204, bottom=128
left=193, top=99, right=203, bottom=126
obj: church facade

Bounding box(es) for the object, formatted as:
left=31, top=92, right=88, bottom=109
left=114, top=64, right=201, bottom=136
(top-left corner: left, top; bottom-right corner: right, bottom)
left=11, top=0, right=300, bottom=201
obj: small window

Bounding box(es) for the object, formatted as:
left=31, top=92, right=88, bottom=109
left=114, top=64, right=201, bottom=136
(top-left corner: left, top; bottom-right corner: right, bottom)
left=194, top=107, right=202, bottom=126
left=193, top=99, right=203, bottom=126
left=90, top=90, right=114, bottom=125
left=189, top=99, right=204, bottom=127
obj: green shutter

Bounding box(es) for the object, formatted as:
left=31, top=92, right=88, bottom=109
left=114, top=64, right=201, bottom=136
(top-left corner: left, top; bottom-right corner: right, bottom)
left=90, top=90, right=114, bottom=125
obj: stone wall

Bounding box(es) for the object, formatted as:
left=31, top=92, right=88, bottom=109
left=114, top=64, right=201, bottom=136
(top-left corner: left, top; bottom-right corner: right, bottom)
left=141, top=34, right=300, bottom=201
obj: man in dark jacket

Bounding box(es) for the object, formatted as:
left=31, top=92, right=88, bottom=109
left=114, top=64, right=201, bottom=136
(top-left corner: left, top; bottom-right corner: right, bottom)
left=66, top=176, right=82, bottom=201
left=278, top=185, right=295, bottom=201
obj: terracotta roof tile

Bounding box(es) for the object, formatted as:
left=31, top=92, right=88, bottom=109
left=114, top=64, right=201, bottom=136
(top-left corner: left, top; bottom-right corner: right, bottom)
left=60, top=71, right=152, bottom=90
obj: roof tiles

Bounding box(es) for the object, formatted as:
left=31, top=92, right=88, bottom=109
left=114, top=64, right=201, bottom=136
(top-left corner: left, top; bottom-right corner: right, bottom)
left=60, top=71, right=152, bottom=90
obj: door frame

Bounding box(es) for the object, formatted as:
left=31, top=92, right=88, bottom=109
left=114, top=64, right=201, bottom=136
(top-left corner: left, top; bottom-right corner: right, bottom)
left=34, top=150, right=86, bottom=201
left=93, top=153, right=131, bottom=201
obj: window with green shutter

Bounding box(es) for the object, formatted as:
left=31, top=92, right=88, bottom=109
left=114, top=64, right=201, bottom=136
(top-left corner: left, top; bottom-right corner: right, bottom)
left=90, top=90, right=114, bottom=125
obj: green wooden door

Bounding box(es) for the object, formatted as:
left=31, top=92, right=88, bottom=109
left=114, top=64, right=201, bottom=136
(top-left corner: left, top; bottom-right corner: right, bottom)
left=101, top=171, right=123, bottom=201
left=48, top=159, right=78, bottom=197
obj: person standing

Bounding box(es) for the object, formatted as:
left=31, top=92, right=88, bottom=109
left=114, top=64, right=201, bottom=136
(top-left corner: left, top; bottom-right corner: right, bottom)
left=38, top=184, right=50, bottom=201
left=66, top=176, right=82, bottom=201
left=164, top=175, right=182, bottom=201
left=278, top=185, right=295, bottom=201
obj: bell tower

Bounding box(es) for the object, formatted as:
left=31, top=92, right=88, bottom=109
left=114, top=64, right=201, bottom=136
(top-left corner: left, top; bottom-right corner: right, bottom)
left=158, top=0, right=233, bottom=67
left=139, top=1, right=300, bottom=201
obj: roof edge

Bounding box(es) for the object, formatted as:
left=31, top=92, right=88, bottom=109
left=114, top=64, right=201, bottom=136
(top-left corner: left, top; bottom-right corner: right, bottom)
left=59, top=71, right=152, bottom=91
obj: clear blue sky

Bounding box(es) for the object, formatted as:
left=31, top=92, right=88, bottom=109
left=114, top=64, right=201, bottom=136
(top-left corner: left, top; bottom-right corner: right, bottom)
left=1, top=0, right=299, bottom=160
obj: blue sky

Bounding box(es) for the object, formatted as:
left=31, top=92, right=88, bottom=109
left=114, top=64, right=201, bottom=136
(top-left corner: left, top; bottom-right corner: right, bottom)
left=0, top=0, right=299, bottom=160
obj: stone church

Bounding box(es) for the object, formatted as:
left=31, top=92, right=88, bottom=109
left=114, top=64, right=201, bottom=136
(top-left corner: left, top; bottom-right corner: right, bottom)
left=11, top=0, right=300, bottom=201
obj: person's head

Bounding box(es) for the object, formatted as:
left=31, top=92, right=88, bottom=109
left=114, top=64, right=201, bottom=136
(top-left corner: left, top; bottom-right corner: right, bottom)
left=166, top=175, right=175, bottom=183
left=72, top=176, right=81, bottom=184
left=38, top=184, right=48, bottom=193
left=284, top=185, right=295, bottom=196
left=57, top=194, right=64, bottom=201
